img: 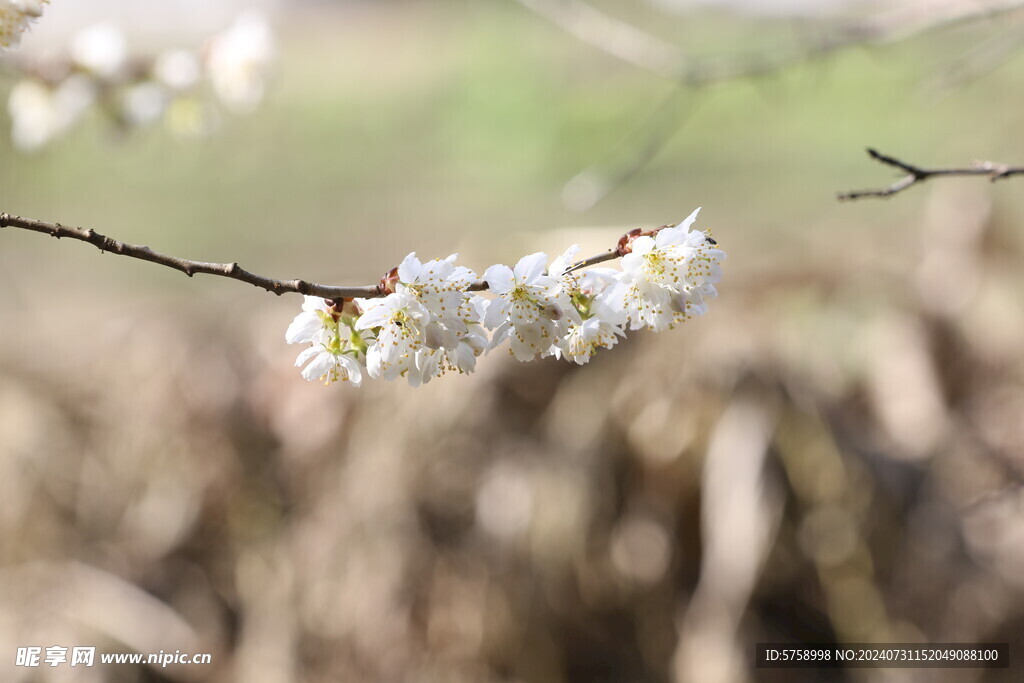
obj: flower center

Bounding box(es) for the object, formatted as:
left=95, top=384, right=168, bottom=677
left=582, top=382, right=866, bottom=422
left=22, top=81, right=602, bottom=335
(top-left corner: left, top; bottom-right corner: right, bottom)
left=642, top=252, right=665, bottom=276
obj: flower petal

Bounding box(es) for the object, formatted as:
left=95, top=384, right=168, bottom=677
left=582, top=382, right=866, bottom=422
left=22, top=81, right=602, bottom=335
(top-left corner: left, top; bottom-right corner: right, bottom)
left=483, top=263, right=514, bottom=294
left=398, top=252, right=421, bottom=284
left=676, top=206, right=701, bottom=231
left=484, top=297, right=510, bottom=329
left=354, top=297, right=395, bottom=330
left=549, top=244, right=580, bottom=277
left=514, top=252, right=548, bottom=284
left=285, top=312, right=322, bottom=344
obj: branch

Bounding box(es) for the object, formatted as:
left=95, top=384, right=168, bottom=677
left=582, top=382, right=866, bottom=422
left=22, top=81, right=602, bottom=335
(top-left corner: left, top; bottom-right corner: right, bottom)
left=0, top=212, right=383, bottom=299
left=565, top=249, right=616, bottom=273
left=837, top=148, right=1024, bottom=200
left=512, top=0, right=688, bottom=79
left=515, top=0, right=1024, bottom=86
left=0, top=212, right=652, bottom=298
left=514, top=0, right=1024, bottom=208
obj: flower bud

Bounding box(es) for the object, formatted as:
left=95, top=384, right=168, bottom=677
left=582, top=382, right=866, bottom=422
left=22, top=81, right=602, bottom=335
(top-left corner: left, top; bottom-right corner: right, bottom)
left=616, top=227, right=658, bottom=256
left=379, top=266, right=400, bottom=294
left=335, top=297, right=362, bottom=319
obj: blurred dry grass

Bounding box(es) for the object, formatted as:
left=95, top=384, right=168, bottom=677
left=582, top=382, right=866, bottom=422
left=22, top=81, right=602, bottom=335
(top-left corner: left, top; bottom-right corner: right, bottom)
left=1, top=180, right=1022, bottom=682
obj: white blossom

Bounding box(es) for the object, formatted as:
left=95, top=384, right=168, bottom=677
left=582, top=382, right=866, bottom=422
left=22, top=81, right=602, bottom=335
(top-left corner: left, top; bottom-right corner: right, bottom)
left=206, top=11, right=274, bottom=113
left=484, top=252, right=579, bottom=361
left=604, top=208, right=725, bottom=331
left=355, top=289, right=430, bottom=382
left=286, top=296, right=366, bottom=386
left=284, top=212, right=725, bottom=387
left=5, top=13, right=275, bottom=152
left=358, top=253, right=488, bottom=385
left=548, top=243, right=580, bottom=282
left=408, top=295, right=489, bottom=386
left=397, top=251, right=477, bottom=328
left=122, top=82, right=169, bottom=126
left=0, top=0, right=47, bottom=50
left=547, top=244, right=626, bottom=363
left=294, top=345, right=363, bottom=386
left=8, top=75, right=95, bottom=151
left=71, top=23, right=128, bottom=78
left=154, top=49, right=202, bottom=91
left=555, top=316, right=626, bottom=364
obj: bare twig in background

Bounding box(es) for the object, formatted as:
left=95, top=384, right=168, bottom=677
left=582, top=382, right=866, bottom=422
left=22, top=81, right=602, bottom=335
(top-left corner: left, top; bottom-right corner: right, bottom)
left=927, top=22, right=1024, bottom=96
left=0, top=212, right=663, bottom=298
left=838, top=148, right=1024, bottom=200
left=562, top=88, right=697, bottom=211
left=512, top=0, right=689, bottom=79
left=513, top=0, right=1024, bottom=208
left=515, top=0, right=1024, bottom=86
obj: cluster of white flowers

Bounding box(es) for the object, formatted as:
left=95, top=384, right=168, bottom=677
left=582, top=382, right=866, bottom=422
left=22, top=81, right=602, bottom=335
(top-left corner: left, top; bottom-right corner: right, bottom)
left=4, top=12, right=274, bottom=151
left=0, top=0, right=47, bottom=50
left=286, top=209, right=726, bottom=386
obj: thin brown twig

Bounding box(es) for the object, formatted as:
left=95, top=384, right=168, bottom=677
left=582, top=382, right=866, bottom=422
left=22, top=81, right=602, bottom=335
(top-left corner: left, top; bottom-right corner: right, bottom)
left=0, top=212, right=382, bottom=298
left=837, top=148, right=1024, bottom=200
left=0, top=212, right=649, bottom=299
left=565, top=249, right=616, bottom=274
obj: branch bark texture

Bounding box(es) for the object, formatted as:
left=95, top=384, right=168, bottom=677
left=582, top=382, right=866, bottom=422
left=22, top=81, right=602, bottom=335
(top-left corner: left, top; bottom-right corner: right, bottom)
left=838, top=148, right=1024, bottom=200
left=0, top=212, right=646, bottom=298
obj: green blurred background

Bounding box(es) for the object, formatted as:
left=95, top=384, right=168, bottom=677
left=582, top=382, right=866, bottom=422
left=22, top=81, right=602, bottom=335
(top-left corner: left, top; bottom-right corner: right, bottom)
left=1, top=1, right=1023, bottom=682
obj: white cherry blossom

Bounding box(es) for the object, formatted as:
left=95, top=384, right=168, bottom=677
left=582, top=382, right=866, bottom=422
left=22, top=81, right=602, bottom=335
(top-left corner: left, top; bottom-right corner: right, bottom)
left=206, top=11, right=275, bottom=113
left=0, top=0, right=47, bottom=50
left=483, top=252, right=579, bottom=361
left=555, top=316, right=626, bottom=364
left=284, top=212, right=724, bottom=386
left=71, top=23, right=128, bottom=78
left=605, top=208, right=725, bottom=331
left=355, top=290, right=430, bottom=382
left=286, top=296, right=366, bottom=386
left=5, top=13, right=276, bottom=152
left=294, top=346, right=363, bottom=385
left=7, top=75, right=95, bottom=152
left=410, top=317, right=489, bottom=385
left=397, top=251, right=478, bottom=330
left=546, top=245, right=626, bottom=363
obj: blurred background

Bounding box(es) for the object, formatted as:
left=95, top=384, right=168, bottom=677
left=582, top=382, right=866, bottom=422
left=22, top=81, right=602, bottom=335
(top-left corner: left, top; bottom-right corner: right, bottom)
left=1, top=0, right=1023, bottom=681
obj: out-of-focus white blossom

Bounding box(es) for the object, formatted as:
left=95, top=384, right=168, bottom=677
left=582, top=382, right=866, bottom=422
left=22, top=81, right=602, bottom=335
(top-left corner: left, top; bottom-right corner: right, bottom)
left=605, top=208, right=725, bottom=331
left=71, top=22, right=128, bottom=78
left=4, top=12, right=275, bottom=152
left=154, top=49, right=202, bottom=91
left=0, top=0, right=47, bottom=50
left=122, top=82, right=169, bottom=126
left=8, top=74, right=95, bottom=151
left=205, top=11, right=274, bottom=113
